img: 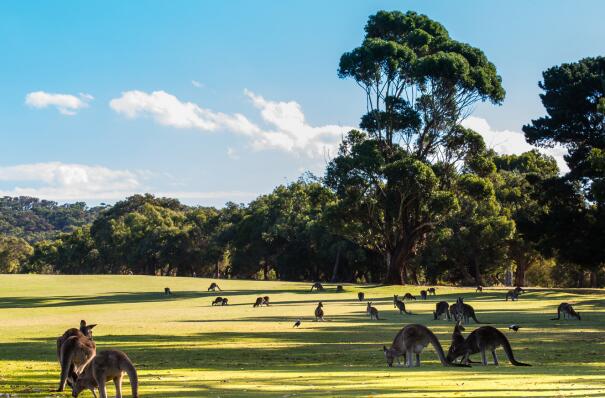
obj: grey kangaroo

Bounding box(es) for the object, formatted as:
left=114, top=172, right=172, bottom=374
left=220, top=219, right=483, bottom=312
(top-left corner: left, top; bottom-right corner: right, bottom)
left=433, top=301, right=450, bottom=320
left=505, top=290, right=519, bottom=301
left=382, top=324, right=461, bottom=368
left=71, top=349, right=139, bottom=398
left=253, top=297, right=264, bottom=307
left=420, top=290, right=428, bottom=300
left=57, top=320, right=97, bottom=392
left=476, top=285, right=483, bottom=292
left=393, top=295, right=411, bottom=315
left=164, top=287, right=171, bottom=295
left=208, top=282, right=221, bottom=291
left=221, top=297, right=228, bottom=306
left=428, top=287, right=436, bottom=295
left=262, top=296, right=270, bottom=306
left=450, top=298, right=481, bottom=324
left=310, top=282, right=324, bottom=292
left=446, top=325, right=530, bottom=366
left=315, top=301, right=325, bottom=321
left=357, top=292, right=365, bottom=301
left=366, top=302, right=380, bottom=320
left=402, top=293, right=416, bottom=301
left=551, top=302, right=581, bottom=320
left=211, top=297, right=223, bottom=306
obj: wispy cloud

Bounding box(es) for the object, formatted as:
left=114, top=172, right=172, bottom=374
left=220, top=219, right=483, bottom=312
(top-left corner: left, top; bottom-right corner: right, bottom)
left=191, top=80, right=204, bottom=88
left=25, top=91, right=93, bottom=115
left=109, top=89, right=354, bottom=159
left=462, top=116, right=568, bottom=172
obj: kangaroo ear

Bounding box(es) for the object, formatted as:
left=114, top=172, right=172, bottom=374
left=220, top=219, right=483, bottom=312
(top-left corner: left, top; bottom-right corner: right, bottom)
left=80, top=320, right=87, bottom=327
left=383, top=345, right=388, bottom=352
left=88, top=324, right=97, bottom=329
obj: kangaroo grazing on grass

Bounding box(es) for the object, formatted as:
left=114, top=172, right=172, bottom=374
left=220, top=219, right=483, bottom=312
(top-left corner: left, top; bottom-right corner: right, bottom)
left=357, top=292, right=365, bottom=301
left=428, top=287, right=436, bottom=295
left=310, top=282, right=324, bottom=292
left=71, top=349, right=139, bottom=398
left=382, top=324, right=460, bottom=368
left=253, top=297, right=264, bottom=307
left=211, top=297, right=223, bottom=306
left=505, top=290, right=519, bottom=301
left=446, top=326, right=530, bottom=367
left=451, top=298, right=481, bottom=324
left=551, top=302, right=581, bottom=320
left=403, top=293, right=416, bottom=301
left=366, top=302, right=380, bottom=320
left=433, top=301, right=450, bottom=320
left=262, top=296, right=270, bottom=306
left=221, top=297, right=228, bottom=306
left=57, top=321, right=97, bottom=392
left=420, top=290, right=428, bottom=300
left=164, top=287, right=171, bottom=295
left=393, top=295, right=411, bottom=315
left=207, top=282, right=221, bottom=291
left=315, top=301, right=325, bottom=321
left=476, top=285, right=483, bottom=292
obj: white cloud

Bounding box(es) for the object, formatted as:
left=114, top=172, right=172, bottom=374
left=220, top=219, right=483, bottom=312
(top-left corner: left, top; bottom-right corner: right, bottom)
left=0, top=161, right=258, bottom=205
left=25, top=91, right=93, bottom=115
left=109, top=89, right=354, bottom=159
left=191, top=80, right=204, bottom=88
left=226, top=147, right=240, bottom=160
left=462, top=116, right=568, bottom=173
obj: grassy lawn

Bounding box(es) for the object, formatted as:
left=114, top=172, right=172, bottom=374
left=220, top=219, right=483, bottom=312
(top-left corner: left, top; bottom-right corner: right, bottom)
left=0, top=275, right=604, bottom=397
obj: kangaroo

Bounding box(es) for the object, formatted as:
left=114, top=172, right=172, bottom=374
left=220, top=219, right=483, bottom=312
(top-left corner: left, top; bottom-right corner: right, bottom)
left=315, top=301, right=325, bottom=321
left=310, top=282, right=324, bottom=292
left=211, top=297, right=223, bottom=306
left=551, top=302, right=581, bottom=320
left=393, top=295, right=411, bottom=315
left=450, top=298, right=481, bottom=324
left=446, top=326, right=530, bottom=366
left=433, top=301, right=450, bottom=320
left=366, top=302, right=380, bottom=320
left=164, top=287, right=171, bottom=295
left=56, top=320, right=97, bottom=389
left=403, top=293, right=416, bottom=301
left=514, top=286, right=524, bottom=295
left=476, top=285, right=483, bottom=292
left=382, top=324, right=458, bottom=367
left=221, top=298, right=228, bottom=306
left=57, top=321, right=97, bottom=392
left=262, top=296, right=270, bottom=306
left=336, top=285, right=344, bottom=292
left=253, top=297, right=263, bottom=307
left=357, top=292, right=365, bottom=301
left=207, top=282, right=221, bottom=291
left=71, top=349, right=139, bottom=398
left=446, top=321, right=466, bottom=363
left=420, top=290, right=428, bottom=300
left=505, top=290, right=518, bottom=301
left=428, top=287, right=436, bottom=295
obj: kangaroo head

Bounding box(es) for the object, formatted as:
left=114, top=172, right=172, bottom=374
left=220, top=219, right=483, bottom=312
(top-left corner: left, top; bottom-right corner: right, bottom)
left=455, top=320, right=465, bottom=332
left=79, top=322, right=96, bottom=339
left=71, top=373, right=93, bottom=397
left=446, top=339, right=466, bottom=364
left=318, top=301, right=323, bottom=308
left=383, top=345, right=397, bottom=367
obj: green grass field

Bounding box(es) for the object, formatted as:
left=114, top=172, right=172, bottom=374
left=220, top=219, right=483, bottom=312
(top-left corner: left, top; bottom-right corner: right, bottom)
left=1, top=275, right=604, bottom=397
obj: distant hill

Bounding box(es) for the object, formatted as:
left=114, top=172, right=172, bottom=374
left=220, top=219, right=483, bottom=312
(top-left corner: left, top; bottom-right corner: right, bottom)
left=0, top=196, right=104, bottom=242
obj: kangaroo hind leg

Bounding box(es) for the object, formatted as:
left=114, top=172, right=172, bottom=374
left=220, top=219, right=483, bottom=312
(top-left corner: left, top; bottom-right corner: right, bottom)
left=491, top=350, right=499, bottom=365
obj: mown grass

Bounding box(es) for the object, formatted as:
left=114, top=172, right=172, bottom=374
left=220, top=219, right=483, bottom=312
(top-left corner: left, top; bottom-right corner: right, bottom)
left=0, top=275, right=604, bottom=397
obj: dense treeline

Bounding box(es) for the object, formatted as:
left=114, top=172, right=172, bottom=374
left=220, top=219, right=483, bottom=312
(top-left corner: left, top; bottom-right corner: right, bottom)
left=1, top=11, right=603, bottom=286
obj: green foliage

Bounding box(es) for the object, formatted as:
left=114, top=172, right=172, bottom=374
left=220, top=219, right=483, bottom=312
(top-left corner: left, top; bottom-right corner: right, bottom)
left=0, top=235, right=32, bottom=273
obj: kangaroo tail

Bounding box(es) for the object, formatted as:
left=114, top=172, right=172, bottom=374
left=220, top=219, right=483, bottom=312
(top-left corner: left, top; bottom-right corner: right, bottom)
left=57, top=341, right=76, bottom=391
left=425, top=328, right=451, bottom=367
left=121, top=356, right=139, bottom=398
left=551, top=309, right=561, bottom=320
left=499, top=330, right=530, bottom=366
left=471, top=311, right=482, bottom=324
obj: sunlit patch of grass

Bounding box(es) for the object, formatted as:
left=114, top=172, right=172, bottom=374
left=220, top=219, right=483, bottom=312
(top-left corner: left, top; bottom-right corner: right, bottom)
left=0, top=275, right=604, bottom=397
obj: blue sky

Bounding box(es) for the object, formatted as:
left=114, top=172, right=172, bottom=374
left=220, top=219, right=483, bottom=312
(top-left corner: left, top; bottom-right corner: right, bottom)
left=1, top=1, right=604, bottom=206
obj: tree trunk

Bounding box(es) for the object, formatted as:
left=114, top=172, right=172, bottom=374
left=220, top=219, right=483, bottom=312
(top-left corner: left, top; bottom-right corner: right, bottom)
left=590, top=270, right=597, bottom=288
left=385, top=244, right=409, bottom=285
left=473, top=258, right=483, bottom=286
left=330, top=246, right=342, bottom=283
left=514, top=258, right=527, bottom=287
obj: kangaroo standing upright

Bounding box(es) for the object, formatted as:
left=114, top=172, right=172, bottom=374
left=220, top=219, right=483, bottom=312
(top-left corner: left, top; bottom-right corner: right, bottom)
left=71, top=349, right=139, bottom=398
left=382, top=324, right=455, bottom=367
left=446, top=326, right=530, bottom=367
left=450, top=298, right=481, bottom=324
left=357, top=292, right=365, bottom=301
left=366, top=302, right=380, bottom=320
left=551, top=302, right=581, bottom=320
left=57, top=321, right=97, bottom=392
left=420, top=290, right=428, bottom=300
left=315, top=301, right=325, bottom=321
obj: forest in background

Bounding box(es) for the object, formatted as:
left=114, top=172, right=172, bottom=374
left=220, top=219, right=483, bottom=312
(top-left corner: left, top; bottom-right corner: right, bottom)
left=1, top=11, right=603, bottom=287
